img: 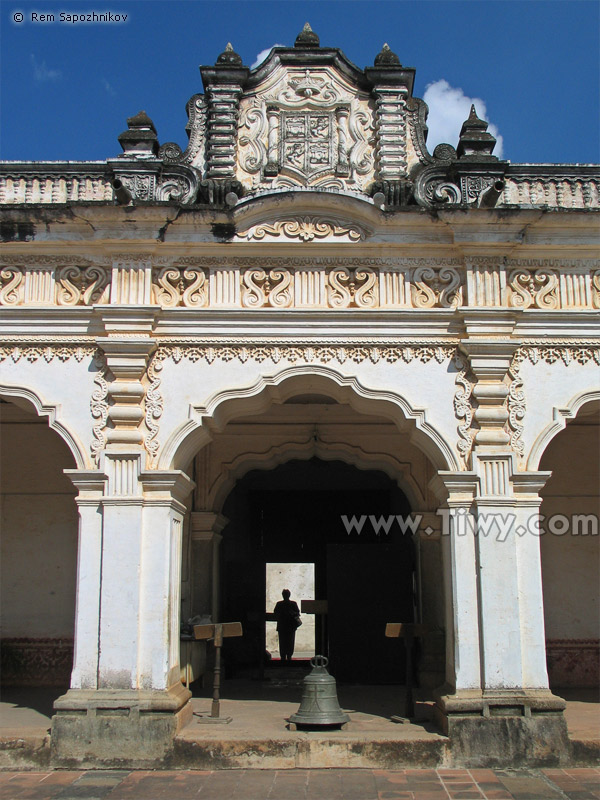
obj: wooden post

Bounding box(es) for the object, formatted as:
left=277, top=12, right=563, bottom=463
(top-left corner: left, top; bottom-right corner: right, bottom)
left=193, top=621, right=243, bottom=724
left=385, top=622, right=428, bottom=721
left=301, top=599, right=328, bottom=657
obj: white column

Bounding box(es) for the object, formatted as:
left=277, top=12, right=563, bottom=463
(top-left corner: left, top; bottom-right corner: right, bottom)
left=513, top=471, right=553, bottom=689
left=97, top=454, right=144, bottom=689
left=66, top=470, right=107, bottom=690
left=431, top=472, right=482, bottom=692
left=190, top=512, right=228, bottom=623
left=139, top=472, right=195, bottom=690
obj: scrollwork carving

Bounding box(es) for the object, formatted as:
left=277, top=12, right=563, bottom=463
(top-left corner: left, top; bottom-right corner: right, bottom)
left=239, top=217, right=366, bottom=242
left=411, top=266, right=462, bottom=308
left=0, top=267, right=24, bottom=305
left=144, top=354, right=163, bottom=466
left=241, top=268, right=293, bottom=308
left=56, top=266, right=109, bottom=306
left=453, top=353, right=476, bottom=467
left=239, top=99, right=268, bottom=176
left=506, top=351, right=526, bottom=458
left=327, top=268, right=378, bottom=308
left=509, top=269, right=559, bottom=309
left=153, top=267, right=207, bottom=308
left=90, top=353, right=109, bottom=465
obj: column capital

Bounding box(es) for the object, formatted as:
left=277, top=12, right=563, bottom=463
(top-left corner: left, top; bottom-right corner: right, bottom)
left=430, top=471, right=479, bottom=504
left=64, top=468, right=107, bottom=498
left=190, top=511, right=228, bottom=539
left=512, top=470, right=552, bottom=502
left=140, top=470, right=195, bottom=507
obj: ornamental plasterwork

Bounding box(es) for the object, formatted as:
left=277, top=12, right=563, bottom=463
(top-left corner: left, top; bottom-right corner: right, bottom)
left=237, top=217, right=367, bottom=242
left=141, top=342, right=458, bottom=466
left=453, top=353, right=476, bottom=466
left=505, top=344, right=600, bottom=460
left=237, top=65, right=375, bottom=191
left=90, top=353, right=109, bottom=465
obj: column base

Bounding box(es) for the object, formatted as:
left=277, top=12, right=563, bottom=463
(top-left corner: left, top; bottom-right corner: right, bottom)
left=50, top=683, right=192, bottom=768
left=434, top=687, right=570, bottom=767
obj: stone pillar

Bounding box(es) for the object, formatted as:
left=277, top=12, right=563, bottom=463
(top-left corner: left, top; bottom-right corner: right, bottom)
left=52, top=314, right=197, bottom=766
left=429, top=473, right=482, bottom=696
left=190, top=512, right=228, bottom=622
left=51, top=470, right=195, bottom=767
left=434, top=322, right=568, bottom=766
left=65, top=470, right=107, bottom=690
left=414, top=512, right=446, bottom=690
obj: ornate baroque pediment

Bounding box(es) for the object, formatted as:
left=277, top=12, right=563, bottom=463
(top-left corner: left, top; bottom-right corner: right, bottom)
left=237, top=64, right=376, bottom=192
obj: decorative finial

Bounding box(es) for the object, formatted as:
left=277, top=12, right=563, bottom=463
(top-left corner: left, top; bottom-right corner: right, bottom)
left=216, top=42, right=243, bottom=66
left=374, top=42, right=401, bottom=66
left=118, top=110, right=159, bottom=157
left=457, top=105, right=497, bottom=159
left=125, top=110, right=157, bottom=133
left=295, top=22, right=320, bottom=48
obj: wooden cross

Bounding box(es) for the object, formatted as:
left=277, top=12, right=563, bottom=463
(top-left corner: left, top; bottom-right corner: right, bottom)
left=301, top=599, right=328, bottom=657
left=194, top=622, right=243, bottom=723
left=385, top=622, right=428, bottom=721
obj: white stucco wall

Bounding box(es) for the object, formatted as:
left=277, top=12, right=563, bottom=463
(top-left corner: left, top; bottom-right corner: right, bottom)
left=0, top=404, right=78, bottom=637
left=540, top=415, right=600, bottom=639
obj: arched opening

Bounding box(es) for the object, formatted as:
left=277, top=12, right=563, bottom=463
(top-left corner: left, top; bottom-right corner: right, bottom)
left=0, top=395, right=78, bottom=723
left=221, top=457, right=414, bottom=684
left=539, top=398, right=600, bottom=693
left=177, top=380, right=448, bottom=701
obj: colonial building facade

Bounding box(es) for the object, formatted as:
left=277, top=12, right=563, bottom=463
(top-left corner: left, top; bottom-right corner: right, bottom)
left=1, top=26, right=598, bottom=767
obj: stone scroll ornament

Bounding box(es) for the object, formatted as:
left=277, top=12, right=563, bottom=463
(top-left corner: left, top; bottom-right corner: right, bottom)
left=153, top=267, right=208, bottom=308
left=90, top=353, right=109, bottom=465
left=239, top=217, right=366, bottom=242
left=0, top=266, right=24, bottom=305
left=453, top=353, right=476, bottom=466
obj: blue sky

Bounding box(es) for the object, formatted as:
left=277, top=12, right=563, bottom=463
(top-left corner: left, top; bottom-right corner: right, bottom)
left=1, top=0, right=598, bottom=165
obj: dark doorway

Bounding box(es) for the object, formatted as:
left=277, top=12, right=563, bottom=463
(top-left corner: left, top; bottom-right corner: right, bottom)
left=220, top=459, right=415, bottom=684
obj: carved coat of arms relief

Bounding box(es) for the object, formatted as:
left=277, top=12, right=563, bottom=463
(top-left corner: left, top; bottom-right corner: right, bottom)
left=237, top=68, right=375, bottom=191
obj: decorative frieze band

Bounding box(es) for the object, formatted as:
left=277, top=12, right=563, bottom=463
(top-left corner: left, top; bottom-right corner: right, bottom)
left=2, top=258, right=598, bottom=310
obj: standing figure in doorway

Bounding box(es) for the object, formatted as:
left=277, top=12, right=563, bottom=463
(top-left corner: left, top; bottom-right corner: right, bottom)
left=274, top=589, right=301, bottom=664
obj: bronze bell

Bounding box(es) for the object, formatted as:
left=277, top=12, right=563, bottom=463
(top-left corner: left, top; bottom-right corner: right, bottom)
left=289, top=656, right=350, bottom=728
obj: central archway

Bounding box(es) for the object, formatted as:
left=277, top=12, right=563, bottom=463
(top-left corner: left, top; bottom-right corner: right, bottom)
left=177, top=372, right=451, bottom=694
left=220, top=457, right=414, bottom=684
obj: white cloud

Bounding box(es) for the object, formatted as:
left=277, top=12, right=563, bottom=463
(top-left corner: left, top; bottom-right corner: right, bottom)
left=102, top=78, right=116, bottom=96
left=423, top=79, right=503, bottom=158
left=251, top=44, right=284, bottom=70
left=30, top=53, right=61, bottom=82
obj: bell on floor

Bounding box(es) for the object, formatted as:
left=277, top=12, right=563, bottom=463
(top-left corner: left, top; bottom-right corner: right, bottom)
left=288, top=655, right=350, bottom=730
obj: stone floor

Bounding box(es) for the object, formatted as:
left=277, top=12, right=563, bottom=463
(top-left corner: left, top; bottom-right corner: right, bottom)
left=0, top=767, right=599, bottom=799
left=0, top=679, right=598, bottom=771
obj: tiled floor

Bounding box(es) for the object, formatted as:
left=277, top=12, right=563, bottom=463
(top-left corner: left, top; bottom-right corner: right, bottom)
left=0, top=768, right=599, bottom=800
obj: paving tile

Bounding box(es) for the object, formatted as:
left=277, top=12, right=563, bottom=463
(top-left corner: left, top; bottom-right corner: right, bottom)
left=493, top=772, right=565, bottom=799
left=306, top=769, right=344, bottom=799
left=339, top=769, right=379, bottom=800
left=230, top=769, right=277, bottom=799
left=108, top=770, right=208, bottom=799
left=269, top=770, right=309, bottom=800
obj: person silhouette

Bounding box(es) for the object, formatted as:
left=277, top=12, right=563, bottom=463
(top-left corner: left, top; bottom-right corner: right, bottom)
left=273, top=589, right=301, bottom=664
